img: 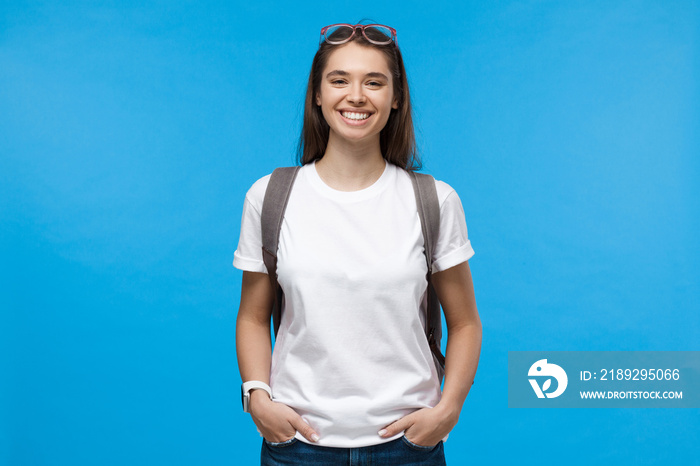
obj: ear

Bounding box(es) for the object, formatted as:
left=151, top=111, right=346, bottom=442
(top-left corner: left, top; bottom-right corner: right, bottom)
left=315, top=92, right=321, bottom=106
left=392, top=96, right=399, bottom=110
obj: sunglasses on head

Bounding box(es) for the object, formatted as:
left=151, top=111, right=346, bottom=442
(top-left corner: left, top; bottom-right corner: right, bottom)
left=319, top=24, right=398, bottom=47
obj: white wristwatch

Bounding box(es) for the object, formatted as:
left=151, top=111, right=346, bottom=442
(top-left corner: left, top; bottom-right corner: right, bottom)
left=241, top=381, right=272, bottom=413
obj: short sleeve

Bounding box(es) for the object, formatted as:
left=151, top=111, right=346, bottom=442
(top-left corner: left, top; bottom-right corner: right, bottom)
left=431, top=182, right=474, bottom=273
left=233, top=175, right=271, bottom=274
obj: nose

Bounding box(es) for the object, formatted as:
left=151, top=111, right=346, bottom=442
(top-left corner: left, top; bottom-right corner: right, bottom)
left=347, top=81, right=366, bottom=104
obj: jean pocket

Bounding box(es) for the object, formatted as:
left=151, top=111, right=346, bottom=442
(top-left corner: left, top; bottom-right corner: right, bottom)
left=264, top=437, right=298, bottom=448
left=401, top=435, right=439, bottom=451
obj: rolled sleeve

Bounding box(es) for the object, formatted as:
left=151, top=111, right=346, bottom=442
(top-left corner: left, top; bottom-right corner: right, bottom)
left=232, top=193, right=269, bottom=274
left=431, top=188, right=474, bottom=273
left=432, top=240, right=474, bottom=273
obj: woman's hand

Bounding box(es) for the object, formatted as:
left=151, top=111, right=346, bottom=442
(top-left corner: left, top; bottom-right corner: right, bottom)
left=248, top=389, right=320, bottom=443
left=378, top=403, right=459, bottom=447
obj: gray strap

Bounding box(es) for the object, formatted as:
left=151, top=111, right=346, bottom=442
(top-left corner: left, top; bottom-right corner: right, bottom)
left=262, top=167, right=300, bottom=258
left=408, top=171, right=445, bottom=382
left=408, top=172, right=440, bottom=272
left=261, top=166, right=300, bottom=336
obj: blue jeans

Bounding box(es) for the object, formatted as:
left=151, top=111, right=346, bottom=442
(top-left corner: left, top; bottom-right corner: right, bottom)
left=261, top=436, right=447, bottom=465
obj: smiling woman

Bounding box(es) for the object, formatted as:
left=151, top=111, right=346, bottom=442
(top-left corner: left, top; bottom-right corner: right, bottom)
left=299, top=24, right=418, bottom=173
left=315, top=42, right=398, bottom=150
left=233, top=22, right=482, bottom=466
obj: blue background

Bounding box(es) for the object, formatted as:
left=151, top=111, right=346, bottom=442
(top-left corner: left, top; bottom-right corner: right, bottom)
left=1, top=1, right=698, bottom=465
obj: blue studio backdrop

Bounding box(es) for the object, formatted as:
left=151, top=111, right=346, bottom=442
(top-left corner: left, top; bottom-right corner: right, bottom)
left=1, top=1, right=698, bottom=465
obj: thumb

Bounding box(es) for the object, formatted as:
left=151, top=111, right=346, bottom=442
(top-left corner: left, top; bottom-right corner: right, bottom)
left=290, top=415, right=320, bottom=443
left=378, top=414, right=414, bottom=438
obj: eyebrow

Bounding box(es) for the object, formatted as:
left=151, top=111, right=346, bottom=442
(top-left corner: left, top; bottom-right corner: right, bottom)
left=325, top=70, right=390, bottom=81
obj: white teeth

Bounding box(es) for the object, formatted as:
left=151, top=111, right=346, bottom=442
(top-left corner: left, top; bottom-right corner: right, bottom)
left=341, top=111, right=370, bottom=120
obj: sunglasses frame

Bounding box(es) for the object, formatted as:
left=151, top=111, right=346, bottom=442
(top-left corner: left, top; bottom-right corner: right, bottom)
left=319, top=23, right=398, bottom=47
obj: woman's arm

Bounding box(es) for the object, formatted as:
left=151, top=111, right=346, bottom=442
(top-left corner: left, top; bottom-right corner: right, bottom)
left=236, top=271, right=320, bottom=443
left=236, top=271, right=274, bottom=383
left=379, top=261, right=482, bottom=445
left=433, top=260, right=482, bottom=413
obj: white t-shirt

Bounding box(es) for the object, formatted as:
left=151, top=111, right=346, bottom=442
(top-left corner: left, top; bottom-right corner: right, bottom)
left=233, top=161, right=474, bottom=448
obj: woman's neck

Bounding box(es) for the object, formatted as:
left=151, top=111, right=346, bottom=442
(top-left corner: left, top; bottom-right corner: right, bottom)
left=315, top=135, right=386, bottom=192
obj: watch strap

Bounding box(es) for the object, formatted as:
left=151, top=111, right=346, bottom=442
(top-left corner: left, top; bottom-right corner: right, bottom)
left=242, top=381, right=272, bottom=413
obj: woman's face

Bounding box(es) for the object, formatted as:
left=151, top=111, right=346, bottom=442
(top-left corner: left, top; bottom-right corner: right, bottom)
left=316, top=41, right=398, bottom=147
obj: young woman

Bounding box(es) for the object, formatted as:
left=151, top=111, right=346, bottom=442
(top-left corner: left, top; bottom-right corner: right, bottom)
left=234, top=23, right=481, bottom=465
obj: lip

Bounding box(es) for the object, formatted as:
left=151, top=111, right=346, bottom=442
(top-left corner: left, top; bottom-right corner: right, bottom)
left=338, top=110, right=373, bottom=126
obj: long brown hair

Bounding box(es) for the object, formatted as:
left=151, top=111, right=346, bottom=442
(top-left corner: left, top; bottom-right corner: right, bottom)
left=297, top=26, right=421, bottom=171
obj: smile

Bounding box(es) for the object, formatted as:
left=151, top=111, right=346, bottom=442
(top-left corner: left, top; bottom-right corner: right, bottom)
left=340, top=111, right=370, bottom=120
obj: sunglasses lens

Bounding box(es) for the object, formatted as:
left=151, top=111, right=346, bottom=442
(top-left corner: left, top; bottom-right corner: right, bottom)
left=324, top=25, right=355, bottom=44
left=364, top=25, right=394, bottom=44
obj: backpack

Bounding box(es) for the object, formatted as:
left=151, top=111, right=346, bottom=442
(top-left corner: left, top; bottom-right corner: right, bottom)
left=260, top=166, right=446, bottom=383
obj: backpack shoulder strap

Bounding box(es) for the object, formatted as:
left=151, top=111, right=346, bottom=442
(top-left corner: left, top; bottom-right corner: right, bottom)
left=408, top=171, right=446, bottom=383
left=261, top=166, right=300, bottom=337
left=408, top=172, right=440, bottom=268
